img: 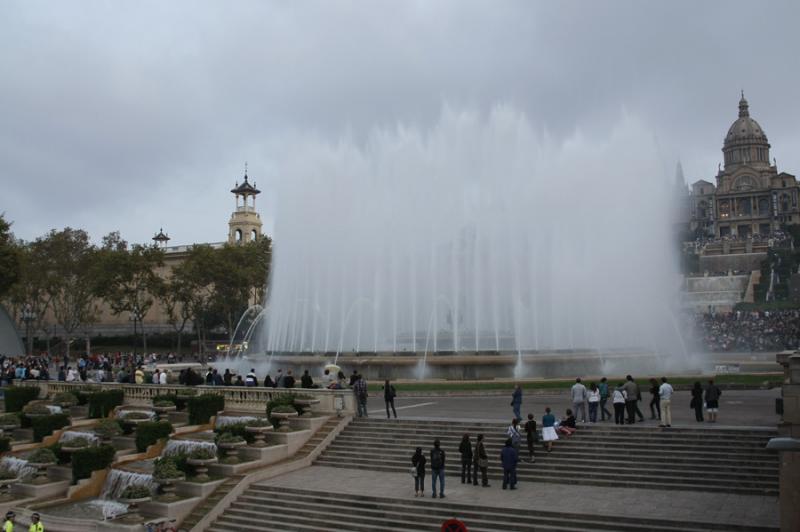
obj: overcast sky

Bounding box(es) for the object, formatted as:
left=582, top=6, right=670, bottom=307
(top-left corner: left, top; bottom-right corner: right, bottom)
left=1, top=0, right=799, bottom=246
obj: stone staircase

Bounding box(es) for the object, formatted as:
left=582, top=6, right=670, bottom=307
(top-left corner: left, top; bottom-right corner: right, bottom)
left=183, top=416, right=342, bottom=530
left=209, top=484, right=777, bottom=532
left=314, top=419, right=779, bottom=495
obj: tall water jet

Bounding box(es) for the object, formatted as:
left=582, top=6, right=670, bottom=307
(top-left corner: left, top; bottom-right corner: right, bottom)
left=260, top=106, right=684, bottom=366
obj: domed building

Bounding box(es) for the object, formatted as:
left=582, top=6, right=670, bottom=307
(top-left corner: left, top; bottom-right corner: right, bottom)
left=690, top=93, right=797, bottom=238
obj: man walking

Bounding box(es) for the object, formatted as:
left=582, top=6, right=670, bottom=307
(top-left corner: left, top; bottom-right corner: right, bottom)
left=473, top=434, right=489, bottom=487
left=354, top=374, right=368, bottom=417
left=622, top=375, right=640, bottom=424
left=571, top=378, right=588, bottom=423
left=658, top=376, right=673, bottom=427
left=598, top=377, right=612, bottom=421
left=510, top=384, right=522, bottom=422
left=500, top=438, right=519, bottom=490
left=383, top=379, right=397, bottom=419
left=430, top=439, right=446, bottom=498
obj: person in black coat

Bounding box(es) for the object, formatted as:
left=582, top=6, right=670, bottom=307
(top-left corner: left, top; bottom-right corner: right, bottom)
left=458, top=433, right=473, bottom=484
left=412, top=447, right=426, bottom=497
left=690, top=381, right=704, bottom=422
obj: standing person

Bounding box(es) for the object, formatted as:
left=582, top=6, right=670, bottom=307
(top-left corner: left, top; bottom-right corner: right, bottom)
left=690, top=381, right=704, bottom=422
left=541, top=407, right=558, bottom=452
left=273, top=369, right=284, bottom=388
left=28, top=513, right=43, bottom=532
left=506, top=418, right=522, bottom=455
left=283, top=370, right=296, bottom=388
left=524, top=413, right=537, bottom=463
left=151, top=369, right=160, bottom=385
left=159, top=369, right=168, bottom=385
left=458, top=434, right=473, bottom=484
left=134, top=366, right=144, bottom=385
left=412, top=447, right=426, bottom=497
left=354, top=374, right=368, bottom=418
left=648, top=378, right=661, bottom=421
left=262, top=373, right=274, bottom=388
left=510, top=384, right=522, bottom=422
left=473, top=434, right=490, bottom=487
left=587, top=383, right=600, bottom=423
left=658, top=377, right=674, bottom=427
left=430, top=439, right=446, bottom=499
left=3, top=511, right=14, bottom=532
left=500, top=437, right=519, bottom=490
left=623, top=375, right=640, bottom=424
left=383, top=379, right=397, bottom=419
left=349, top=370, right=359, bottom=387
left=599, top=377, right=613, bottom=421
left=223, top=368, right=233, bottom=386
left=571, top=378, right=588, bottom=423
left=300, top=370, right=314, bottom=388
left=704, top=379, right=722, bottom=422
left=613, top=383, right=627, bottom=425
left=246, top=368, right=258, bottom=387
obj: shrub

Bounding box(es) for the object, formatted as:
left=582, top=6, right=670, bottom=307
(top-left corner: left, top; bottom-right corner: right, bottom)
left=153, top=398, right=175, bottom=407
left=214, top=422, right=255, bottom=444
left=87, top=390, right=125, bottom=418
left=188, top=447, right=216, bottom=460
left=94, top=419, right=123, bottom=440
left=187, top=394, right=224, bottom=425
left=0, top=412, right=21, bottom=427
left=216, top=432, right=245, bottom=445
left=0, top=437, right=10, bottom=453
left=62, top=436, right=93, bottom=448
left=31, top=413, right=70, bottom=442
left=26, top=448, right=57, bottom=464
left=3, top=387, right=40, bottom=412
left=266, top=394, right=300, bottom=426
left=71, top=444, right=116, bottom=482
left=244, top=417, right=271, bottom=427
left=152, top=457, right=183, bottom=480
left=22, top=403, right=51, bottom=416
left=134, top=420, right=173, bottom=452
left=52, top=392, right=78, bottom=407
left=120, top=485, right=150, bottom=500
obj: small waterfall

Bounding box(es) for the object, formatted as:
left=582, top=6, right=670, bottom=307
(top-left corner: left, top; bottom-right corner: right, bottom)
left=86, top=499, right=129, bottom=520
left=117, top=410, right=156, bottom=419
left=162, top=440, right=217, bottom=457
left=101, top=469, right=156, bottom=499
left=0, top=456, right=37, bottom=479
left=45, top=405, right=63, bottom=414
left=60, top=431, right=100, bottom=445
left=215, top=415, right=260, bottom=428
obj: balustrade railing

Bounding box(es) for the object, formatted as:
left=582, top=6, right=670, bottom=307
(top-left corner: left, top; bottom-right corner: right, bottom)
left=13, top=381, right=355, bottom=415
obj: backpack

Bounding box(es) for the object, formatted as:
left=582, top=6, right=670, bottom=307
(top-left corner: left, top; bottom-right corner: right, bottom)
left=431, top=448, right=444, bottom=469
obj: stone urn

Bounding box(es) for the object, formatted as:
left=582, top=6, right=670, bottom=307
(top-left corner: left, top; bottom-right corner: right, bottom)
left=26, top=462, right=53, bottom=482
left=154, top=475, right=185, bottom=500
left=270, top=411, right=298, bottom=432
left=294, top=398, right=320, bottom=417
left=245, top=425, right=274, bottom=448
left=186, top=457, right=217, bottom=482
left=151, top=403, right=177, bottom=417
left=217, top=440, right=247, bottom=464
left=118, top=495, right=151, bottom=515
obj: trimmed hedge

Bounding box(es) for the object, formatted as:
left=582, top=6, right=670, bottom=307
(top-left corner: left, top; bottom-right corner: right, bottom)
left=0, top=437, right=10, bottom=453
left=87, top=390, right=125, bottom=418
left=30, top=413, right=70, bottom=442
left=213, top=422, right=255, bottom=444
left=3, top=387, right=40, bottom=412
left=187, top=394, right=224, bottom=425
left=134, top=420, right=173, bottom=452
left=72, top=444, right=116, bottom=482
left=266, top=394, right=300, bottom=428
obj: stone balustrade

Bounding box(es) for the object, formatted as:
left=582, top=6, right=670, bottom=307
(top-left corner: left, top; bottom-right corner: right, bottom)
left=15, top=381, right=355, bottom=415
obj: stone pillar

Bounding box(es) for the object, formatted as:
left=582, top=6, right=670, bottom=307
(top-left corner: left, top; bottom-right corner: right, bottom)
left=776, top=352, right=800, bottom=532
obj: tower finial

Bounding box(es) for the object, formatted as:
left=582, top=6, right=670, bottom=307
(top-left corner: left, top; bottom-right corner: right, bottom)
left=244, top=161, right=248, bottom=181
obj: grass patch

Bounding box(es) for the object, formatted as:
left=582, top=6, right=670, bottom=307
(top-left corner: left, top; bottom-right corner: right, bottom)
left=365, top=373, right=782, bottom=392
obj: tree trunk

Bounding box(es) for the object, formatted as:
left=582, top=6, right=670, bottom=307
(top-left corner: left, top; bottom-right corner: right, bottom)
left=142, top=323, right=147, bottom=355
left=132, top=318, right=138, bottom=355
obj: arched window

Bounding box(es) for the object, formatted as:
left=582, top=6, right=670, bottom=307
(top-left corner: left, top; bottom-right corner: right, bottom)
left=235, top=229, right=242, bottom=242
left=251, top=229, right=258, bottom=241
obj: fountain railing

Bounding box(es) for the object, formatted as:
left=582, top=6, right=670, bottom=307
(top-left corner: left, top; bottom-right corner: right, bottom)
left=16, top=381, right=355, bottom=415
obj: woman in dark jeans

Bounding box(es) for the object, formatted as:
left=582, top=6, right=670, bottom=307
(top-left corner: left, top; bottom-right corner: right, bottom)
left=649, top=377, right=661, bottom=420
left=412, top=447, right=426, bottom=497
left=690, top=381, right=704, bottom=422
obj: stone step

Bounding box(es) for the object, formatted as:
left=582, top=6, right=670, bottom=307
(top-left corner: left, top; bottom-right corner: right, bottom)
left=318, top=448, right=778, bottom=476
left=314, top=452, right=777, bottom=485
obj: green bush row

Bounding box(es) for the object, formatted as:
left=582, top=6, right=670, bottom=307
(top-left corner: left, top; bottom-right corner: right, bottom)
left=0, top=437, right=10, bottom=453
left=213, top=422, right=255, bottom=444
left=87, top=390, right=125, bottom=418
left=187, top=394, right=225, bottom=425
left=71, top=444, right=116, bottom=482
left=3, top=387, right=40, bottom=412
left=30, top=413, right=71, bottom=442
left=135, top=420, right=173, bottom=452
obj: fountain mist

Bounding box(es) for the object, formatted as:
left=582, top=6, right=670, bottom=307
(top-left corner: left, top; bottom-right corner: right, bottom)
left=260, top=106, right=684, bottom=363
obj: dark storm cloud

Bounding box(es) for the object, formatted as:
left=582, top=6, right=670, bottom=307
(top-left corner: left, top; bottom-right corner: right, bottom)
left=1, top=0, right=798, bottom=244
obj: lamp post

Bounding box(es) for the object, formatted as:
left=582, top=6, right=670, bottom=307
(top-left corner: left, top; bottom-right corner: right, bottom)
left=130, top=305, right=143, bottom=355
left=21, top=305, right=36, bottom=357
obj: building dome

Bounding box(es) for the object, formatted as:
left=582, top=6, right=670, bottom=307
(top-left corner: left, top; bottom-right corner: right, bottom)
left=722, top=93, right=770, bottom=169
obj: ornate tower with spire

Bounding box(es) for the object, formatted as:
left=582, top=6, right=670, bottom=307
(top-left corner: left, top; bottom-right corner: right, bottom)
left=152, top=228, right=170, bottom=249
left=228, top=164, right=263, bottom=244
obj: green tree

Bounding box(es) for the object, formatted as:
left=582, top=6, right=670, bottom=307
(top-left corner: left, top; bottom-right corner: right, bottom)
left=0, top=214, right=20, bottom=299
left=159, top=274, right=193, bottom=355
left=174, top=244, right=218, bottom=357
left=36, top=228, right=98, bottom=359
left=5, top=242, right=53, bottom=355
left=93, top=235, right=164, bottom=353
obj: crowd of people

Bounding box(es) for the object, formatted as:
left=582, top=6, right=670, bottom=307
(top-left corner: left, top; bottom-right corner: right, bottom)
left=696, top=309, right=800, bottom=351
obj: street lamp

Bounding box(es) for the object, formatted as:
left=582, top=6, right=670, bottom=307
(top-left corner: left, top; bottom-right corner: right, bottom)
left=21, top=305, right=36, bottom=357
left=130, top=305, right=144, bottom=355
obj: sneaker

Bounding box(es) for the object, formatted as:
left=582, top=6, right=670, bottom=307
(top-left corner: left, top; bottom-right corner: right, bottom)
left=432, top=493, right=437, bottom=499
